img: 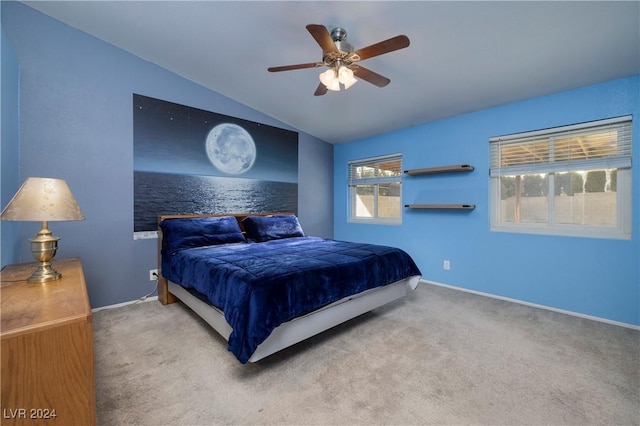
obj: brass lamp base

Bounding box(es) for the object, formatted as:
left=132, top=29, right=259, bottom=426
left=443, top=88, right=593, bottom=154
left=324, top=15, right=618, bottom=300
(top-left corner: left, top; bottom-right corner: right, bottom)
left=27, top=261, right=62, bottom=283
left=28, top=221, right=62, bottom=284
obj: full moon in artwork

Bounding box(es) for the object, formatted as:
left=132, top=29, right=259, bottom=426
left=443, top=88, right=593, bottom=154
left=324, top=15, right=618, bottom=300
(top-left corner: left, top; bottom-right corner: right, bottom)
left=205, top=123, right=257, bottom=174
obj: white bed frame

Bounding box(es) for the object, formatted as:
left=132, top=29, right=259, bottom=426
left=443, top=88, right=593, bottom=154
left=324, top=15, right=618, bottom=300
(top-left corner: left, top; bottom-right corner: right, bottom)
left=168, top=277, right=418, bottom=362
left=158, top=213, right=419, bottom=362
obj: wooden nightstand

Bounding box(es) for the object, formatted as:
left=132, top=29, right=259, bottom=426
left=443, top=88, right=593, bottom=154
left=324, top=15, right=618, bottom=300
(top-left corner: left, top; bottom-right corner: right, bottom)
left=1, top=258, right=96, bottom=425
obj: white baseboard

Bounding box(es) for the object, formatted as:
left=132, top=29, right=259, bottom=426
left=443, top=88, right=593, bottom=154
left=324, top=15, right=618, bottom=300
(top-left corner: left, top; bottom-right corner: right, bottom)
left=92, top=295, right=158, bottom=313
left=420, top=279, right=640, bottom=331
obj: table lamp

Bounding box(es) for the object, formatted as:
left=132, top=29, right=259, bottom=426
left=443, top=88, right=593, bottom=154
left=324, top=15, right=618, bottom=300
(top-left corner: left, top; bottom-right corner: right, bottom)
left=1, top=177, right=85, bottom=283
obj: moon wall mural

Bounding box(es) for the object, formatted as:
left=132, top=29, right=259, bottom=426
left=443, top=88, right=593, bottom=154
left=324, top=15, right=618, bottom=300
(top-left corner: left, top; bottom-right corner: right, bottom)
left=133, top=94, right=298, bottom=233
left=206, top=123, right=257, bottom=174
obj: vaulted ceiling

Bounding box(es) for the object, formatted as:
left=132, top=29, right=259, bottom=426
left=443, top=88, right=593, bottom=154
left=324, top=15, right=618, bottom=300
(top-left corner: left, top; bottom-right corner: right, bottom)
left=23, top=1, right=640, bottom=144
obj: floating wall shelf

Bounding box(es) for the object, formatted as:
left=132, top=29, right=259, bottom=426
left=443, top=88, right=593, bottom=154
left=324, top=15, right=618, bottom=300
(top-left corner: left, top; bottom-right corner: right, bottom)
left=405, top=204, right=475, bottom=210
left=404, top=164, right=475, bottom=210
left=404, top=164, right=474, bottom=176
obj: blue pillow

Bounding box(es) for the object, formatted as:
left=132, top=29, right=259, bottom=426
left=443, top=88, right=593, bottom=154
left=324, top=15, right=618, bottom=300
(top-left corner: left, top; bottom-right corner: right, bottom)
left=242, top=215, right=305, bottom=242
left=160, top=216, right=246, bottom=253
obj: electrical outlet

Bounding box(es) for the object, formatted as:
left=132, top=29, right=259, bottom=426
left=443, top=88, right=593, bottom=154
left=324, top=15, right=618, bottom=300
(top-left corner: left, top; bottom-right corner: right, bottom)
left=149, top=269, right=158, bottom=281
left=443, top=260, right=450, bottom=270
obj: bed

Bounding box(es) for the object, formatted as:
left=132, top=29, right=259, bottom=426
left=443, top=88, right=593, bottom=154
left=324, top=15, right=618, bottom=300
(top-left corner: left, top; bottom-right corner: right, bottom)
left=157, top=213, right=422, bottom=363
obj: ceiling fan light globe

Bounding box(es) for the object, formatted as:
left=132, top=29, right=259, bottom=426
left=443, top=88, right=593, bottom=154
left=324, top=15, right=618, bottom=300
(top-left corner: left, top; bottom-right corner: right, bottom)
left=327, top=79, right=341, bottom=91
left=337, top=66, right=354, bottom=82
left=342, top=76, right=358, bottom=90
left=319, top=69, right=336, bottom=86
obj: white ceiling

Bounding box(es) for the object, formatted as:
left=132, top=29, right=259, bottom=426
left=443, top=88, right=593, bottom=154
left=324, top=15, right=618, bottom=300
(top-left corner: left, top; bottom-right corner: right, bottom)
left=23, top=1, right=640, bottom=144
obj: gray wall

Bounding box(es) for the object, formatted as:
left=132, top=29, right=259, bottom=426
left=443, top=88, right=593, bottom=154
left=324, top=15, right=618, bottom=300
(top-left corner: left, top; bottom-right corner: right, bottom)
left=1, top=2, right=334, bottom=308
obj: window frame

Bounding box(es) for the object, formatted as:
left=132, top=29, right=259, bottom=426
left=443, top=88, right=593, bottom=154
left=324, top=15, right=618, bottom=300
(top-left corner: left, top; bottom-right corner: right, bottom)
left=348, top=153, right=403, bottom=225
left=489, top=116, right=632, bottom=240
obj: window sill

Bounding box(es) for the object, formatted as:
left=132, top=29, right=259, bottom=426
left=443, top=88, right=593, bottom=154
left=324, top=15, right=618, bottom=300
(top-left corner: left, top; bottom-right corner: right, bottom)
left=349, top=218, right=402, bottom=226
left=490, top=224, right=631, bottom=240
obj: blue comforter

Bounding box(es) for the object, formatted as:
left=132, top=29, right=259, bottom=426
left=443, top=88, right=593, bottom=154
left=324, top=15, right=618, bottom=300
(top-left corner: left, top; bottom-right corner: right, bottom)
left=162, top=236, right=421, bottom=363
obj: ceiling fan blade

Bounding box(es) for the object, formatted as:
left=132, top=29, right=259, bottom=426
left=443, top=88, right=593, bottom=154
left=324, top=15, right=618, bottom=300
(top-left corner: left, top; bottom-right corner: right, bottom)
left=314, top=83, right=328, bottom=96
left=354, top=35, right=410, bottom=61
left=306, top=24, right=339, bottom=53
left=352, top=65, right=390, bottom=87
left=268, top=62, right=323, bottom=72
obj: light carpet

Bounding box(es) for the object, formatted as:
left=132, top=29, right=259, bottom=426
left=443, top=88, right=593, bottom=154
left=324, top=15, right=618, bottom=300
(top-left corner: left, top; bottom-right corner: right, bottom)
left=93, top=283, right=639, bottom=425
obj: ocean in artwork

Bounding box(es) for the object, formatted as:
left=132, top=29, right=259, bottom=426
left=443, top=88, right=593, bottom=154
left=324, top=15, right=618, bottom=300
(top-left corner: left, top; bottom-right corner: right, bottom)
left=134, top=171, right=298, bottom=232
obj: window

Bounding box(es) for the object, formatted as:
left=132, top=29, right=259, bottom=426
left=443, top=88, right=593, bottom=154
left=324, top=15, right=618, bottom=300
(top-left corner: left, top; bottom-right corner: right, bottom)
left=348, top=154, right=403, bottom=224
left=490, top=116, right=632, bottom=239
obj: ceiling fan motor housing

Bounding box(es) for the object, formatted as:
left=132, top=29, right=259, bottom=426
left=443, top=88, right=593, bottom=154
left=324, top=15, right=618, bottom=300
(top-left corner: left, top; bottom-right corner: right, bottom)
left=331, top=27, right=348, bottom=42
left=324, top=27, right=360, bottom=66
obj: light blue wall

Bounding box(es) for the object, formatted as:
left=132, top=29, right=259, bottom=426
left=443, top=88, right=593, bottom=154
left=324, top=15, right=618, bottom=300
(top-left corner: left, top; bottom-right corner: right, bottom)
left=1, top=21, right=21, bottom=268
left=1, top=2, right=333, bottom=308
left=335, top=76, right=640, bottom=326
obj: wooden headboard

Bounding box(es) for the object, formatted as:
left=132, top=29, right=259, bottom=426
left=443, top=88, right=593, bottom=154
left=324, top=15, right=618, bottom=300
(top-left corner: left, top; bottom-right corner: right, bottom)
left=156, top=212, right=293, bottom=305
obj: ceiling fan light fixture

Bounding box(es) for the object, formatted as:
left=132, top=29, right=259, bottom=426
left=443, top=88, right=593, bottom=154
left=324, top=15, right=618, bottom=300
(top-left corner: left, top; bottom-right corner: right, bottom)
left=319, top=66, right=357, bottom=91
left=319, top=68, right=335, bottom=85
left=338, top=66, right=357, bottom=89
left=269, top=24, right=410, bottom=96
left=338, top=65, right=353, bottom=81
left=327, top=78, right=341, bottom=91
left=342, top=76, right=358, bottom=90
left=319, top=68, right=341, bottom=91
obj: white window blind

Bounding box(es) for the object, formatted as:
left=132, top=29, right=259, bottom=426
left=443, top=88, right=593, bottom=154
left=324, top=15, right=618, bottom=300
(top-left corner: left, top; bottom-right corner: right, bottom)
left=489, top=115, right=632, bottom=239
left=348, top=154, right=403, bottom=186
left=490, top=116, right=632, bottom=177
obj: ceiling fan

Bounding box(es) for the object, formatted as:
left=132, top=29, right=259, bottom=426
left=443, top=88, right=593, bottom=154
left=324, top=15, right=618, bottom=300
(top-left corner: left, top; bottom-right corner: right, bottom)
left=268, top=24, right=410, bottom=96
